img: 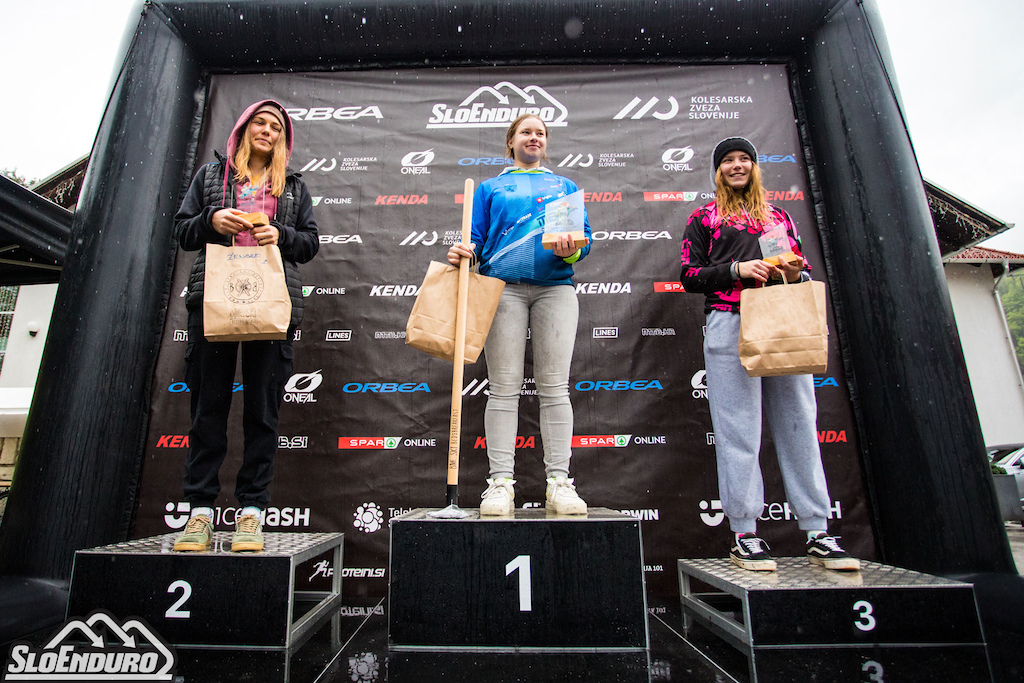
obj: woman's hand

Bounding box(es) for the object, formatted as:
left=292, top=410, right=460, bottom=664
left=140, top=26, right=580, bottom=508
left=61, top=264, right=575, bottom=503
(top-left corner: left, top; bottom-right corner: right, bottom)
left=211, top=208, right=252, bottom=236
left=251, top=224, right=279, bottom=246
left=550, top=232, right=589, bottom=259
left=736, top=259, right=776, bottom=283
left=777, top=255, right=806, bottom=282
left=447, top=242, right=475, bottom=266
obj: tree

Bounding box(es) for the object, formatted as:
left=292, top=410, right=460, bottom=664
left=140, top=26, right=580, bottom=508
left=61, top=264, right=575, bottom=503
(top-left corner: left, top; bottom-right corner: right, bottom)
left=998, top=273, right=1024, bottom=370
left=0, top=168, right=35, bottom=188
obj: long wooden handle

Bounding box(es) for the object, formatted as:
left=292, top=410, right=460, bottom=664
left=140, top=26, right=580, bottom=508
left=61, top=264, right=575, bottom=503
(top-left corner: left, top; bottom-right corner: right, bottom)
left=446, top=178, right=474, bottom=505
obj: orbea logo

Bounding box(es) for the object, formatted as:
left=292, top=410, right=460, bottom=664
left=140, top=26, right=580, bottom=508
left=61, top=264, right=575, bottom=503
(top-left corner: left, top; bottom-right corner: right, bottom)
left=572, top=435, right=631, bottom=448
left=428, top=82, right=569, bottom=128
left=644, top=191, right=698, bottom=202
left=758, top=154, right=798, bottom=163
left=285, top=106, right=383, bottom=121
left=574, top=380, right=664, bottom=391
left=338, top=437, right=401, bottom=450
left=4, top=609, right=176, bottom=681
left=401, top=149, right=434, bottom=175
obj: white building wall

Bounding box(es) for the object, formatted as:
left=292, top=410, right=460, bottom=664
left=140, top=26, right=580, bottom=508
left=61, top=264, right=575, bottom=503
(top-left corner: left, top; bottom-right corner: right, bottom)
left=0, top=284, right=58, bottom=440
left=945, top=264, right=1024, bottom=446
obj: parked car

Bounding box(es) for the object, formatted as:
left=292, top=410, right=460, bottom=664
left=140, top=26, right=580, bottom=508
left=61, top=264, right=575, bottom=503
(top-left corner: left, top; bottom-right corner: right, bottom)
left=994, top=446, right=1024, bottom=475
left=988, top=443, right=1024, bottom=463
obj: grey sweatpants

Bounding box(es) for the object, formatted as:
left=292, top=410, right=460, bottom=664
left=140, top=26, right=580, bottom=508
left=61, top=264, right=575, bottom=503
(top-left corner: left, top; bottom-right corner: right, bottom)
left=704, top=310, right=831, bottom=534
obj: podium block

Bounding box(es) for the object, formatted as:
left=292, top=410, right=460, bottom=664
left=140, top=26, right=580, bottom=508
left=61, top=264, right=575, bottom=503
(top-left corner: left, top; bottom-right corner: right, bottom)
left=68, top=532, right=343, bottom=651
left=678, top=557, right=991, bottom=682
left=389, top=507, right=648, bottom=651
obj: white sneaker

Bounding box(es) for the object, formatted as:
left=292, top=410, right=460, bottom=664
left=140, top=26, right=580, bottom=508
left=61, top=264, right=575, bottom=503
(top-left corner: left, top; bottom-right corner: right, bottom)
left=546, top=476, right=587, bottom=515
left=480, top=478, right=515, bottom=516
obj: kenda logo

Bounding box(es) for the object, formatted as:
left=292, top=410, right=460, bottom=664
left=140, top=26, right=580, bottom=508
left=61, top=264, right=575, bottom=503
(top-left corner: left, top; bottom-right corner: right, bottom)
left=699, top=499, right=725, bottom=526
left=369, top=284, right=420, bottom=296
left=401, top=149, right=434, bottom=174
left=691, top=370, right=707, bottom=399
left=284, top=371, right=322, bottom=404
left=302, top=286, right=347, bottom=296
left=300, top=157, right=378, bottom=173
left=279, top=436, right=308, bottom=449
left=662, top=147, right=695, bottom=172
left=311, top=196, right=354, bottom=206
left=593, top=327, right=618, bottom=339
left=818, top=430, right=848, bottom=443
left=375, top=194, right=428, bottom=205
left=592, top=230, right=671, bottom=241
left=644, top=191, right=698, bottom=202
left=614, top=96, right=679, bottom=121
left=814, top=376, right=839, bottom=387
left=583, top=192, right=622, bottom=203
left=400, top=231, right=439, bottom=246
left=4, top=609, right=177, bottom=681
left=326, top=330, right=352, bottom=342
left=558, top=153, right=594, bottom=168
left=474, top=435, right=537, bottom=449
left=573, top=435, right=631, bottom=448
left=286, top=106, right=383, bottom=121
left=427, top=82, right=569, bottom=128
left=353, top=503, right=384, bottom=533
left=764, top=190, right=805, bottom=201
left=342, top=382, right=430, bottom=393
left=575, top=282, right=632, bottom=294
left=758, top=154, right=798, bottom=163
left=155, top=435, right=188, bottom=448
left=338, top=437, right=401, bottom=450
left=654, top=282, right=686, bottom=293
left=168, top=382, right=242, bottom=393
left=319, top=234, right=362, bottom=244
left=574, top=380, right=664, bottom=391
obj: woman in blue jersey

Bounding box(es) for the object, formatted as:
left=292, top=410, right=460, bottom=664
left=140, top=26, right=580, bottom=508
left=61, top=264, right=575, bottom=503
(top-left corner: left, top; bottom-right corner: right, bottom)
left=447, top=114, right=592, bottom=516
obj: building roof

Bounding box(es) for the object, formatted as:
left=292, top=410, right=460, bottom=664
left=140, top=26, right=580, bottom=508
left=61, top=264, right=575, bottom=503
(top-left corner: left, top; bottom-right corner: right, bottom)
left=926, top=180, right=1015, bottom=257
left=944, top=245, right=1024, bottom=276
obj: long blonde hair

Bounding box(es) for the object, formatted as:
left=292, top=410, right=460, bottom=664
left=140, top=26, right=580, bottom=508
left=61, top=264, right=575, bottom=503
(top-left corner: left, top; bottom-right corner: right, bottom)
left=233, top=122, right=288, bottom=197
left=714, top=163, right=770, bottom=226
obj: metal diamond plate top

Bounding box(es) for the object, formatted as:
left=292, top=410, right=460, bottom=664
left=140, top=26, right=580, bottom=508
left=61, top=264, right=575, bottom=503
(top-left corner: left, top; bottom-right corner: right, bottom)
left=679, top=557, right=970, bottom=592
left=77, top=532, right=343, bottom=557
left=393, top=506, right=637, bottom=523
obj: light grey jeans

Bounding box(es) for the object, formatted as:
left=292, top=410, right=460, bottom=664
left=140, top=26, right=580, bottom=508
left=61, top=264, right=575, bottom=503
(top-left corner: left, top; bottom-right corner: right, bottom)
left=704, top=309, right=831, bottom=534
left=484, top=283, right=578, bottom=479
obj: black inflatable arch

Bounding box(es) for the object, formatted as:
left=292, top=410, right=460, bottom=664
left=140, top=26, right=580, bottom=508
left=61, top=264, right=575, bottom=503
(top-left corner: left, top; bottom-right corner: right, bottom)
left=0, top=0, right=1013, bottom=581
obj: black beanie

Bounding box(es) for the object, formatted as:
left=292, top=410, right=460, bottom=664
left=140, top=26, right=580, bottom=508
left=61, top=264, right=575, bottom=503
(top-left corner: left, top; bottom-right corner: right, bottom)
left=712, top=137, right=758, bottom=171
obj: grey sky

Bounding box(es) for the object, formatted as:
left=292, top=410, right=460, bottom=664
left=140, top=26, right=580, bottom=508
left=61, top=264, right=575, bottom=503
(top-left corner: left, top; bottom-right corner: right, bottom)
left=2, top=0, right=1021, bottom=253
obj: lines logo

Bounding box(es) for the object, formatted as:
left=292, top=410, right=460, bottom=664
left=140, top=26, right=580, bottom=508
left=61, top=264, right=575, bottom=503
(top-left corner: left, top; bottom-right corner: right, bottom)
left=400, top=231, right=439, bottom=246
left=428, top=82, right=569, bottom=129
left=326, top=330, right=352, bottom=342
left=4, top=609, right=177, bottom=681
left=557, top=153, right=594, bottom=168
left=593, top=327, right=618, bottom=339
left=662, top=147, right=695, bottom=172
left=401, top=149, right=434, bottom=175
left=614, top=96, right=679, bottom=121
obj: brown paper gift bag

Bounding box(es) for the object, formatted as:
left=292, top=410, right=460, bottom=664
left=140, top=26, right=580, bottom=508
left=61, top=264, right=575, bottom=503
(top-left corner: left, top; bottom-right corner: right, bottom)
left=738, top=279, right=828, bottom=377
left=406, top=261, right=505, bottom=363
left=203, top=243, right=292, bottom=341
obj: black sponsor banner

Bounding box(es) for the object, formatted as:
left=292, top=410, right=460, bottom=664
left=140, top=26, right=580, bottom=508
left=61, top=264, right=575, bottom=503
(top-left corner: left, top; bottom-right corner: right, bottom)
left=136, top=64, right=873, bottom=602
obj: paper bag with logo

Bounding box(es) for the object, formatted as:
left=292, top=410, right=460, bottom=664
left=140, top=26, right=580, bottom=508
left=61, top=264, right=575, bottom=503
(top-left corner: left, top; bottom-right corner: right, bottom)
left=203, top=243, right=292, bottom=341
left=406, top=261, right=505, bottom=363
left=738, top=279, right=828, bottom=377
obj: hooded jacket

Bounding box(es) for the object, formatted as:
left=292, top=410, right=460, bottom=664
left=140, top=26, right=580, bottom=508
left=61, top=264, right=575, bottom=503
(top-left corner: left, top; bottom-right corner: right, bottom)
left=173, top=99, right=319, bottom=329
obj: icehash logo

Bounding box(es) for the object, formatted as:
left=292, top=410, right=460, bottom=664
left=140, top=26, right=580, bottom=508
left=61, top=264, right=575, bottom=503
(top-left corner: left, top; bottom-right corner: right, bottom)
left=163, top=502, right=190, bottom=529
left=348, top=652, right=380, bottom=681
left=4, top=609, right=176, bottom=680
left=699, top=499, right=725, bottom=526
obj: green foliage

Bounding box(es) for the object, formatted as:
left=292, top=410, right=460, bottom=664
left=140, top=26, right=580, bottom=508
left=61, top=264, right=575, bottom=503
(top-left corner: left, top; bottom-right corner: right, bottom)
left=999, top=273, right=1024, bottom=369
left=0, top=168, right=35, bottom=187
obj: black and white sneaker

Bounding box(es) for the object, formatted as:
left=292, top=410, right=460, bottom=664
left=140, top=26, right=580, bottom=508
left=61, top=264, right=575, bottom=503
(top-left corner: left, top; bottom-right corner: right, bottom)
left=730, top=534, right=777, bottom=571
left=806, top=533, right=861, bottom=571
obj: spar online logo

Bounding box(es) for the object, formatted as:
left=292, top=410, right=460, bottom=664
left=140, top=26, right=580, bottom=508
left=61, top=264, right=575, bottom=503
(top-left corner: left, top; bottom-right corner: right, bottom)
left=401, top=149, right=434, bottom=174
left=353, top=503, right=384, bottom=533
left=4, top=609, right=176, bottom=681
left=427, top=82, right=569, bottom=128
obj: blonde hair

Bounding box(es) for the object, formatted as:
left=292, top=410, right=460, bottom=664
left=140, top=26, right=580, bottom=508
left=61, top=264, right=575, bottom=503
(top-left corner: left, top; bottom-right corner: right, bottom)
left=714, top=162, right=770, bottom=226
left=233, top=117, right=288, bottom=197
left=504, top=114, right=550, bottom=163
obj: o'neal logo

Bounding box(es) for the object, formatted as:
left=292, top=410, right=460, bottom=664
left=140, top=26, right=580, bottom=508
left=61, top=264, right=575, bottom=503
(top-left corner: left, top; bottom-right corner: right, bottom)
left=4, top=609, right=176, bottom=681
left=427, top=82, right=569, bottom=128
left=401, top=150, right=434, bottom=175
